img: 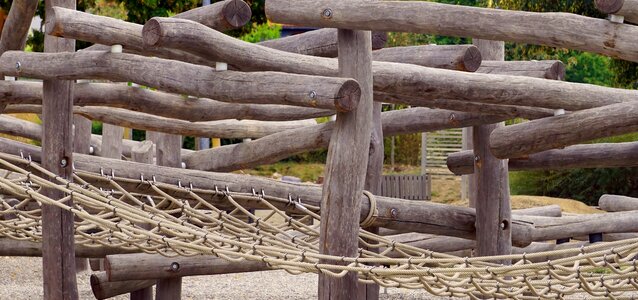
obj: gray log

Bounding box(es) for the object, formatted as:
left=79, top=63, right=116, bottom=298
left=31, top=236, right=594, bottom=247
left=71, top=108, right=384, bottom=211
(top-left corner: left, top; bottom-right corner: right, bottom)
left=385, top=233, right=475, bottom=254
left=447, top=142, right=638, bottom=175
left=490, top=101, right=638, bottom=159
left=131, top=141, right=154, bottom=165
left=372, top=44, right=482, bottom=72
left=596, top=0, right=638, bottom=24
left=0, top=238, right=140, bottom=258
left=478, top=60, right=566, bottom=80
left=141, top=17, right=638, bottom=111
left=90, top=272, right=155, bottom=300
left=518, top=211, right=638, bottom=241
left=513, top=205, right=562, bottom=217
left=265, top=0, right=638, bottom=63
left=599, top=194, right=638, bottom=212
left=100, top=124, right=124, bottom=159
left=0, top=0, right=38, bottom=56
left=73, top=116, right=92, bottom=155
left=0, top=51, right=360, bottom=111
left=0, top=114, right=42, bottom=140
left=258, top=28, right=387, bottom=57
left=173, top=0, right=251, bottom=32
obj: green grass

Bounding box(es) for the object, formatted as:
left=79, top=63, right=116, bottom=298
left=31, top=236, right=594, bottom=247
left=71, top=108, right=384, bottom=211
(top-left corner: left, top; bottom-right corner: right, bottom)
left=240, top=162, right=325, bottom=182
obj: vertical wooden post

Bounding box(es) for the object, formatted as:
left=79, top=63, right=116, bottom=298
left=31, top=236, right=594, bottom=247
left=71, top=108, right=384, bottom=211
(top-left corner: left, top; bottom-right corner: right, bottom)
left=461, top=128, right=472, bottom=203
left=73, top=114, right=91, bottom=272
left=101, top=123, right=124, bottom=159
left=42, top=0, right=78, bottom=299
left=318, top=29, right=372, bottom=300
left=471, top=39, right=512, bottom=261
left=420, top=132, right=427, bottom=175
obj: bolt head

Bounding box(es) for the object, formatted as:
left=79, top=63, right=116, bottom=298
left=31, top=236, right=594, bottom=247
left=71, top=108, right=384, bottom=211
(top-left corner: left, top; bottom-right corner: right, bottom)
left=308, top=91, right=317, bottom=99
left=390, top=208, right=398, bottom=218
left=322, top=8, right=333, bottom=19
left=15, top=61, right=21, bottom=71
left=170, top=262, right=180, bottom=271
left=60, top=158, right=68, bottom=167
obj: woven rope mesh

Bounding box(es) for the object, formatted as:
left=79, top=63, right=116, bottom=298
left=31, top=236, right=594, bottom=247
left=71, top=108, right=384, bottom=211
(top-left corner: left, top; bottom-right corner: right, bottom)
left=0, top=153, right=637, bottom=299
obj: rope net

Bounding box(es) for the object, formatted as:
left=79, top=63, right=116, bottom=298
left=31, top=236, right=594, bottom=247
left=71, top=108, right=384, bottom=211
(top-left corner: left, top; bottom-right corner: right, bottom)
left=0, top=153, right=637, bottom=299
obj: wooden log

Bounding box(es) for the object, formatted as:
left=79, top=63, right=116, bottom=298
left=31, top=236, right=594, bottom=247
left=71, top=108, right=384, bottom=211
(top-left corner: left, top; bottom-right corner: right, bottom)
left=258, top=28, right=387, bottom=57
left=386, top=233, right=475, bottom=254
left=105, top=254, right=269, bottom=281
left=318, top=29, right=373, bottom=299
left=100, top=124, right=124, bottom=159
left=513, top=205, right=562, bottom=217
left=596, top=0, right=638, bottom=24
left=0, top=81, right=334, bottom=121
left=265, top=0, right=638, bottom=63
left=131, top=141, right=154, bottom=164
left=182, top=108, right=508, bottom=172
left=518, top=211, right=638, bottom=241
left=41, top=0, right=78, bottom=298
left=0, top=114, right=42, bottom=140
left=91, top=272, right=155, bottom=300
left=490, top=101, right=638, bottom=159
left=372, top=45, right=482, bottom=72
left=448, top=142, right=638, bottom=175
left=0, top=51, right=360, bottom=112
left=140, top=17, right=638, bottom=111
left=73, top=116, right=92, bottom=155
left=0, top=0, right=38, bottom=56
left=75, top=107, right=318, bottom=139
left=0, top=238, right=140, bottom=257
left=173, top=0, right=251, bottom=32
left=477, top=60, right=566, bottom=80
left=599, top=194, right=638, bottom=212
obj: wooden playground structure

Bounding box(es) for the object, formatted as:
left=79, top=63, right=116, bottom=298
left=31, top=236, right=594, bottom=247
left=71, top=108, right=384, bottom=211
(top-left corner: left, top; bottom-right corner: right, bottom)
left=1, top=0, right=638, bottom=299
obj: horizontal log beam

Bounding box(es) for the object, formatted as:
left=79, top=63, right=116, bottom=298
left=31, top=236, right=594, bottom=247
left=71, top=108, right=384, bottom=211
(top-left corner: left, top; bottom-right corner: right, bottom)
left=372, top=45, right=482, bottom=72
left=596, top=0, right=638, bottom=24
left=490, top=101, right=638, bottom=158
left=182, top=108, right=508, bottom=171
left=477, top=60, right=566, bottom=80
left=0, top=0, right=39, bottom=55
left=265, top=0, right=638, bottom=63
left=512, top=205, right=562, bottom=217
left=0, top=114, right=41, bottom=140
left=0, top=51, right=360, bottom=111
left=447, top=142, right=638, bottom=175
left=599, top=194, right=638, bottom=212
left=0, top=81, right=334, bottom=121
left=173, top=0, right=251, bottom=32
left=518, top=211, right=638, bottom=241
left=105, top=253, right=269, bottom=281
left=90, top=272, right=154, bottom=300
left=258, top=28, right=387, bottom=57
left=0, top=238, right=139, bottom=257
left=142, top=17, right=638, bottom=111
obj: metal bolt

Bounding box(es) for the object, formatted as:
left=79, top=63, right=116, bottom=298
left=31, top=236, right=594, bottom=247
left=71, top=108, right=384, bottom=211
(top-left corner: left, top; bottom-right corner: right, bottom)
left=308, top=91, right=317, bottom=99
left=15, top=61, right=21, bottom=71
left=390, top=208, right=398, bottom=219
left=474, top=155, right=480, bottom=162
left=60, top=158, right=68, bottom=167
left=322, top=8, right=333, bottom=19
left=449, top=113, right=457, bottom=121
left=170, top=262, right=180, bottom=272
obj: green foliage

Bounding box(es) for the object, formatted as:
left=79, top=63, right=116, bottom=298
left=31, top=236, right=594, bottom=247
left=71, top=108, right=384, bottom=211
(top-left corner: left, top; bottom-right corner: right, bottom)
left=239, top=23, right=281, bottom=43
left=122, top=0, right=198, bottom=24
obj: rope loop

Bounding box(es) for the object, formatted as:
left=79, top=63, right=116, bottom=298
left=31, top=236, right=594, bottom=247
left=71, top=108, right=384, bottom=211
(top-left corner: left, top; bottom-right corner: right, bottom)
left=360, top=190, right=378, bottom=228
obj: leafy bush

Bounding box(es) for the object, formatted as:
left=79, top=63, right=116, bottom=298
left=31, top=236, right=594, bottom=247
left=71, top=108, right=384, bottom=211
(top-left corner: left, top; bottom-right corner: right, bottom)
left=239, top=23, right=281, bottom=43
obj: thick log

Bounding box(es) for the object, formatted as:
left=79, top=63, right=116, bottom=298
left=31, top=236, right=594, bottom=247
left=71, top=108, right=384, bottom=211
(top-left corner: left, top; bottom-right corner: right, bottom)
left=265, top=0, right=638, bottom=63
left=105, top=254, right=268, bottom=281
left=386, top=233, right=475, bottom=254
left=100, top=124, right=124, bottom=159
left=599, top=194, right=638, bottom=212
left=513, top=205, right=562, bottom=217
left=258, top=28, right=387, bottom=57
left=73, top=115, right=92, bottom=155
left=182, top=108, right=507, bottom=171
left=141, top=17, right=638, bottom=111
left=173, top=0, right=251, bottom=31
left=0, top=51, right=360, bottom=112
left=596, top=0, right=638, bottom=24
left=490, top=101, right=638, bottom=159
left=372, top=45, right=482, bottom=72
left=447, top=142, right=638, bottom=175
left=0, top=238, right=140, bottom=257
left=519, top=211, right=638, bottom=241
left=91, top=272, right=155, bottom=300
left=0, top=0, right=38, bottom=56
left=131, top=141, right=154, bottom=164
left=75, top=107, right=317, bottom=139
left=0, top=114, right=42, bottom=140
left=0, top=81, right=334, bottom=121
left=477, top=60, right=566, bottom=80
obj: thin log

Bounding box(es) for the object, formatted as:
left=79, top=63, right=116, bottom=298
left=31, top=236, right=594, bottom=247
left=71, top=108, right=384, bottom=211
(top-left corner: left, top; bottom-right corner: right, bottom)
left=490, top=101, right=638, bottom=159
left=386, top=233, right=475, bottom=254
left=0, top=0, right=39, bottom=55
left=0, top=51, right=360, bottom=111
left=140, top=17, right=638, bottom=111
left=73, top=116, right=92, bottom=155
left=105, top=254, right=268, bottom=281
left=518, top=211, right=638, bottom=241
left=596, top=0, right=638, bottom=24
left=372, top=45, right=482, bottom=72
left=182, top=108, right=507, bottom=171
left=100, top=124, right=124, bottom=159
left=477, top=60, right=566, bottom=80
left=513, top=205, right=562, bottom=217
left=173, top=0, right=251, bottom=32
left=91, top=272, right=155, bottom=300
left=447, top=142, right=638, bottom=175
left=0, top=238, right=140, bottom=257
left=599, top=194, right=638, bottom=212
left=258, top=28, right=387, bottom=57
left=0, top=114, right=42, bottom=140
left=131, top=141, right=154, bottom=165
left=265, top=0, right=638, bottom=63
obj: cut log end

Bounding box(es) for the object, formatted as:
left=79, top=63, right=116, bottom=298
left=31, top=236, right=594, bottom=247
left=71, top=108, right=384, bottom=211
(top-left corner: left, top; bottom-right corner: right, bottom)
left=549, top=60, right=566, bottom=80
left=142, top=18, right=163, bottom=47
left=45, top=7, right=64, bottom=37
left=595, top=0, right=625, bottom=14
left=334, top=79, right=361, bottom=112
left=90, top=273, right=107, bottom=300
left=463, top=45, right=482, bottom=72
left=371, top=32, right=388, bottom=50
left=223, top=0, right=252, bottom=28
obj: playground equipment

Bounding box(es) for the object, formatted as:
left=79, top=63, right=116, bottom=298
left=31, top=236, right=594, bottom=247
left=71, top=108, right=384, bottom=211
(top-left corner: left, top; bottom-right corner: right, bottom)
left=1, top=0, right=638, bottom=299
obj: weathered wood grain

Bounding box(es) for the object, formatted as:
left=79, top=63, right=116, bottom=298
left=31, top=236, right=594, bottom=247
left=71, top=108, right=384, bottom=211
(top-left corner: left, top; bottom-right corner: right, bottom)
left=514, top=205, right=562, bottom=217
left=0, top=238, right=140, bottom=257
left=141, top=17, right=638, bottom=111
left=490, top=101, right=638, bottom=159
left=596, top=0, right=638, bottom=24
left=447, top=142, right=638, bottom=175
left=318, top=29, right=373, bottom=299
left=0, top=51, right=361, bottom=111
left=519, top=211, right=638, bottom=241
left=0, top=114, right=42, bottom=140
left=599, top=194, right=638, bottom=212
left=90, top=272, right=154, bottom=300
left=477, top=60, right=565, bottom=80
left=131, top=141, right=154, bottom=164
left=265, top=0, right=638, bottom=63
left=258, top=28, right=387, bottom=57
left=174, top=0, right=251, bottom=31
left=373, top=44, right=482, bottom=72
left=100, top=124, right=124, bottom=159
left=73, top=116, right=92, bottom=155
left=0, top=0, right=39, bottom=56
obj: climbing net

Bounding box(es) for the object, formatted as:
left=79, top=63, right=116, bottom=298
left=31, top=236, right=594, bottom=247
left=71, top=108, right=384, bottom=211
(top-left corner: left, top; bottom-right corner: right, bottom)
left=0, top=153, right=637, bottom=299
